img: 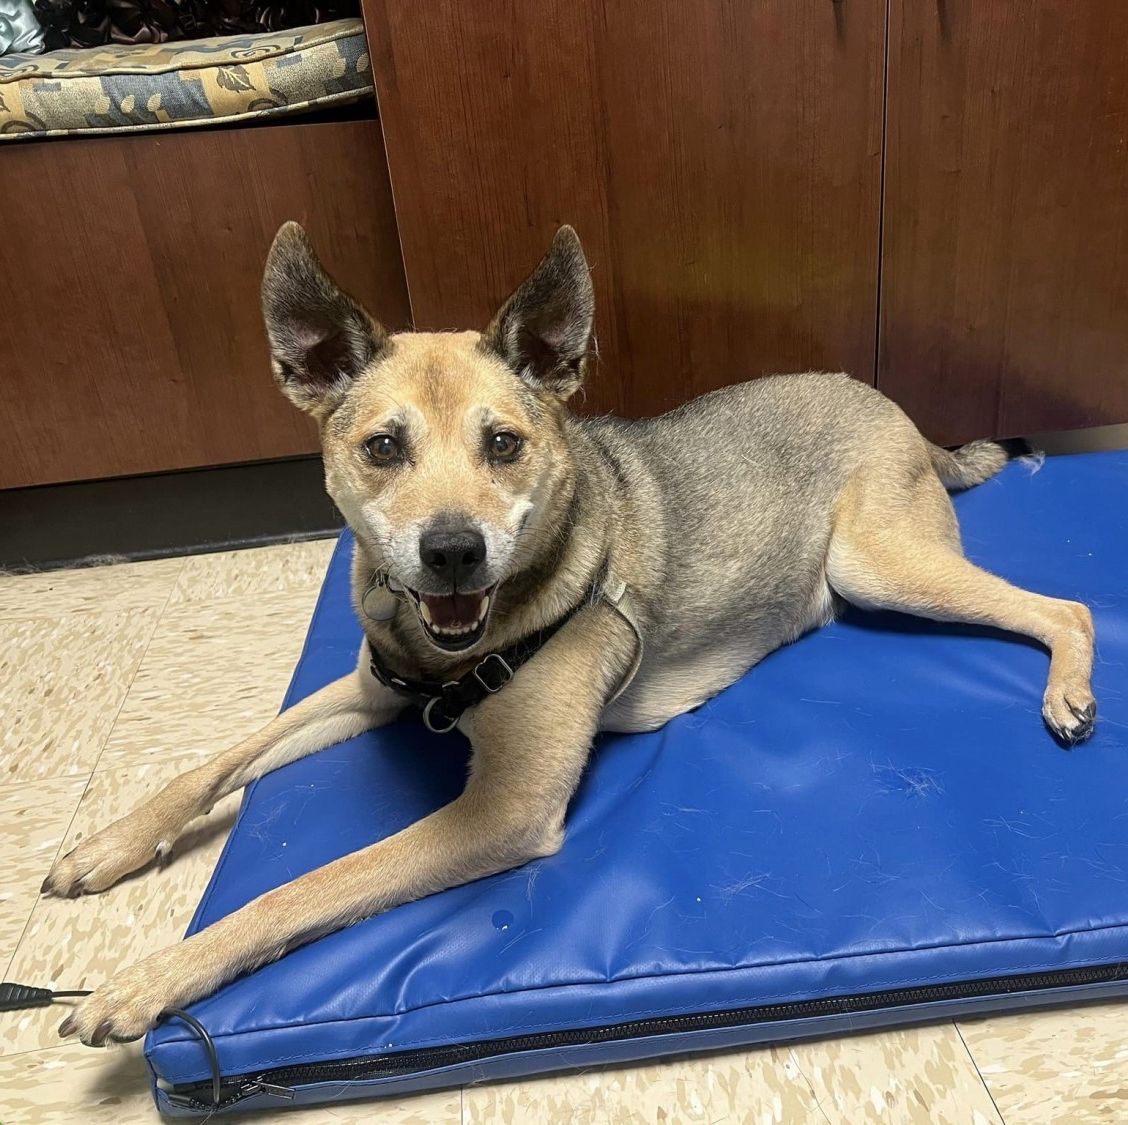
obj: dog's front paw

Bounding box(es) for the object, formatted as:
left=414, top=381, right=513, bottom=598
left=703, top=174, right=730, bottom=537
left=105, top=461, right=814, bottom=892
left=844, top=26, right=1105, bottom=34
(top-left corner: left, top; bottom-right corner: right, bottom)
left=58, top=953, right=182, bottom=1046
left=1043, top=686, right=1097, bottom=746
left=42, top=810, right=176, bottom=897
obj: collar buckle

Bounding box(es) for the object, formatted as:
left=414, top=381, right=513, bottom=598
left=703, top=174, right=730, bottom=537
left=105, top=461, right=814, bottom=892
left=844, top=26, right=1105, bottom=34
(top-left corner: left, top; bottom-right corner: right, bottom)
left=473, top=653, right=514, bottom=694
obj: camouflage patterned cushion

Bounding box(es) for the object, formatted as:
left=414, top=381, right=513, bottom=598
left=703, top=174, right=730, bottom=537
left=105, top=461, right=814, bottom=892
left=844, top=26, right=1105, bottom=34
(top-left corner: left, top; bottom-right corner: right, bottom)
left=0, top=18, right=370, bottom=138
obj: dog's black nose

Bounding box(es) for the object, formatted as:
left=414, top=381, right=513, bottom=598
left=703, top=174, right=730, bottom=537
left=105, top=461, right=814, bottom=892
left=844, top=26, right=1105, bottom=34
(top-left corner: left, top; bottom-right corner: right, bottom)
left=419, top=526, right=487, bottom=587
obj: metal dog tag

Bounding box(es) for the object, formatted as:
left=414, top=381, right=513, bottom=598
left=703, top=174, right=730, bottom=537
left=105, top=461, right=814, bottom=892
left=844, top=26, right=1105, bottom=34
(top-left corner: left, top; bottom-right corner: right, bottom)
left=361, top=573, right=399, bottom=622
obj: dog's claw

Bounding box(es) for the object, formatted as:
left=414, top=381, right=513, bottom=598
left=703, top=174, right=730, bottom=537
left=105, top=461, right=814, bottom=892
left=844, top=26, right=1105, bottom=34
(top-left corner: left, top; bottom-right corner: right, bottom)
left=1060, top=701, right=1097, bottom=745
left=58, top=1016, right=76, bottom=1039
left=1044, top=688, right=1097, bottom=747
left=1048, top=718, right=1088, bottom=749
left=89, top=1020, right=114, bottom=1047
left=40, top=875, right=51, bottom=895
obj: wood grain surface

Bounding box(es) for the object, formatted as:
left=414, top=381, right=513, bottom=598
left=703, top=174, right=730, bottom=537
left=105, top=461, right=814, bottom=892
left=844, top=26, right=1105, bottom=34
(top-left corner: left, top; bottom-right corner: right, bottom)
left=0, top=118, right=411, bottom=488
left=881, top=0, right=1128, bottom=444
left=364, top=0, right=885, bottom=418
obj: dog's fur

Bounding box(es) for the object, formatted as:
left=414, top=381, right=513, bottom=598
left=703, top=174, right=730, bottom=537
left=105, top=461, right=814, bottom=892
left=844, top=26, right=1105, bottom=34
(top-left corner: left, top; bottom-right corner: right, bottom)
left=51, top=225, right=1097, bottom=1046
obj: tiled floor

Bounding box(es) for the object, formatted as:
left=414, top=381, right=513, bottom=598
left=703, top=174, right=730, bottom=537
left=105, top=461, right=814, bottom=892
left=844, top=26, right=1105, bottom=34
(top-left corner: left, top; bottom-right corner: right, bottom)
left=0, top=540, right=1122, bottom=1123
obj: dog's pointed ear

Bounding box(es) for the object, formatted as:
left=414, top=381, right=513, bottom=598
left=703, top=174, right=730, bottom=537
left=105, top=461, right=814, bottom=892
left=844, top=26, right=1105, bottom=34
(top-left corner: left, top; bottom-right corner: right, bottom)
left=261, top=222, right=387, bottom=415
left=484, top=225, right=594, bottom=399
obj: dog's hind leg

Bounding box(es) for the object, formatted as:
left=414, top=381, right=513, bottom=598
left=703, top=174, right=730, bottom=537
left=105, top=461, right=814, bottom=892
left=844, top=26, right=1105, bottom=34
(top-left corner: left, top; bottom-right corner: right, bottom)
left=42, top=651, right=404, bottom=896
left=826, top=463, right=1095, bottom=745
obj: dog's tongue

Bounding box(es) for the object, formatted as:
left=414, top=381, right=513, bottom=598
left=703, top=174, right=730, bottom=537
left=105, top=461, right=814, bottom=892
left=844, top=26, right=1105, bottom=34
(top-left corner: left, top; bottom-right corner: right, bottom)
left=420, top=592, right=483, bottom=628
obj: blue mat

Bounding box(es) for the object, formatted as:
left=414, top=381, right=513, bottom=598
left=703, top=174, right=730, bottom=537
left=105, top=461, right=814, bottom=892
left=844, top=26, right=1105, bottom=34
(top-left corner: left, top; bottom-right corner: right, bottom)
left=147, top=450, right=1128, bottom=1115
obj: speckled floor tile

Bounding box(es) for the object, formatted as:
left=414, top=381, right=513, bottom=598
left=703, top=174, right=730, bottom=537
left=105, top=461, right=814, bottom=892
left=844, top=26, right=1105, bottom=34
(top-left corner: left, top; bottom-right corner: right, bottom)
left=463, top=1045, right=826, bottom=1124
left=0, top=776, right=88, bottom=973
left=97, top=587, right=323, bottom=771
left=0, top=1041, right=155, bottom=1124
left=0, top=1041, right=462, bottom=1124
left=0, top=609, right=159, bottom=783
left=1, top=754, right=240, bottom=1056
left=0, top=558, right=182, bottom=622
left=959, top=1005, right=1128, bottom=1123
left=169, top=538, right=338, bottom=606
left=790, top=1024, right=1002, bottom=1124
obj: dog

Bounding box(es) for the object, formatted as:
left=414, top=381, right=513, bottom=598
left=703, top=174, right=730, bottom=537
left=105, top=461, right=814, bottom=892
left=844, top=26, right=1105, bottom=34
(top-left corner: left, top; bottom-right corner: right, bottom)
left=49, top=224, right=1096, bottom=1046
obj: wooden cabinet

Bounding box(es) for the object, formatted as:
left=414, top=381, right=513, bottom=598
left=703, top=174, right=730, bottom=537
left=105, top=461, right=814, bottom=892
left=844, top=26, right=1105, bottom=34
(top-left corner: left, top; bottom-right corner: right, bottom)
left=880, top=0, right=1128, bottom=444
left=7, top=3, right=1126, bottom=493
left=365, top=0, right=885, bottom=417
left=365, top=0, right=1128, bottom=442
left=0, top=119, right=411, bottom=489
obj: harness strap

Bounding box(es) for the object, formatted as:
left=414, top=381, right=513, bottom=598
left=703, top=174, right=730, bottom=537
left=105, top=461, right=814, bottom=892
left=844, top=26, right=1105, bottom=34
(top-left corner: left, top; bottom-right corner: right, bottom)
left=600, top=573, right=645, bottom=704
left=369, top=570, right=643, bottom=733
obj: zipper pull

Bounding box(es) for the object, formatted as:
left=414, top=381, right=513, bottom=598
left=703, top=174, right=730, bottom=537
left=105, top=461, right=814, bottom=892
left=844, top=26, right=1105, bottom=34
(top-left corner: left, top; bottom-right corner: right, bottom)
left=240, top=1077, right=296, bottom=1100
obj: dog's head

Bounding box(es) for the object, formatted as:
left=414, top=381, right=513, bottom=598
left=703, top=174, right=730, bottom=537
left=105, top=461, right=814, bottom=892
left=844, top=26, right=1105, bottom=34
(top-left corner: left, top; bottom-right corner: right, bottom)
left=261, top=223, right=594, bottom=653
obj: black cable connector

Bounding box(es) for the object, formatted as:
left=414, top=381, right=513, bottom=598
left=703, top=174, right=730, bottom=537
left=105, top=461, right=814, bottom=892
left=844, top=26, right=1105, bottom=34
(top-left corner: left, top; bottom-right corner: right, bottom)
left=0, top=982, right=70, bottom=1010
left=1, top=982, right=223, bottom=1106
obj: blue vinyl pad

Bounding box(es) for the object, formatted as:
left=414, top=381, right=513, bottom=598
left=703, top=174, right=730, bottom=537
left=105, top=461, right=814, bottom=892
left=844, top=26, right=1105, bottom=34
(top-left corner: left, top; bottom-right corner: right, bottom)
left=148, top=451, right=1128, bottom=1115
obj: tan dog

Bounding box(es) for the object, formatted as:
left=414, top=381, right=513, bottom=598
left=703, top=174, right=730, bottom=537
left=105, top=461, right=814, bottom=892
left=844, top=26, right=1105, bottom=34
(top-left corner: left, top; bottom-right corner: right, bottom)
left=49, top=224, right=1096, bottom=1046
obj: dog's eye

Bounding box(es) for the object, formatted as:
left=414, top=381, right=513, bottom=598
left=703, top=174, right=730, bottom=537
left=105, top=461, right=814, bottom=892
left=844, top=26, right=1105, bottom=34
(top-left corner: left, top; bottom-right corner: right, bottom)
left=489, top=431, right=523, bottom=462
left=364, top=434, right=401, bottom=465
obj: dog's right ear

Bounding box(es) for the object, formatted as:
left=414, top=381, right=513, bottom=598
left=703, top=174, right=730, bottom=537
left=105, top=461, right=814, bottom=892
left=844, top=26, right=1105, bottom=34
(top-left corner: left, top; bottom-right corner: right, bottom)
left=484, top=225, right=594, bottom=400
left=261, top=222, right=387, bottom=416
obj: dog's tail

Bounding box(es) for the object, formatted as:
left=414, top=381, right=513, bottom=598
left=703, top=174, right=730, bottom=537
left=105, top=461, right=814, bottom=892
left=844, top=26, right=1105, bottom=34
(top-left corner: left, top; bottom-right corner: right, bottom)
left=928, top=439, right=1010, bottom=490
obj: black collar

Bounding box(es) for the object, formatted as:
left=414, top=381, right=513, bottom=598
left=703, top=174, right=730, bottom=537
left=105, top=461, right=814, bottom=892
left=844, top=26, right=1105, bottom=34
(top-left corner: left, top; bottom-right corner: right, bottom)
left=368, top=594, right=589, bottom=733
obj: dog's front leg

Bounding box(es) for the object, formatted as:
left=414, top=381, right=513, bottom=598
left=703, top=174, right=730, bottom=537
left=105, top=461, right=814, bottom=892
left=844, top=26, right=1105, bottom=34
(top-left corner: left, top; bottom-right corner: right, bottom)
left=43, top=652, right=404, bottom=897
left=59, top=605, right=635, bottom=1045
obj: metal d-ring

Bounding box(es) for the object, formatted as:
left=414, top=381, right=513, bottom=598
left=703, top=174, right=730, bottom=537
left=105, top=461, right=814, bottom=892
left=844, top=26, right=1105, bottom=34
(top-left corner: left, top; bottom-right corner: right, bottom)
left=422, top=695, right=460, bottom=734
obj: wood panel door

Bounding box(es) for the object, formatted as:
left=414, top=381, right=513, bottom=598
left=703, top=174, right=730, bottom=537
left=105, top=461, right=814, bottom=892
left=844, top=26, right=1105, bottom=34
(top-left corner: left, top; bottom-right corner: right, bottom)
left=0, top=118, right=411, bottom=489
left=364, top=0, right=885, bottom=417
left=881, top=1, right=1128, bottom=444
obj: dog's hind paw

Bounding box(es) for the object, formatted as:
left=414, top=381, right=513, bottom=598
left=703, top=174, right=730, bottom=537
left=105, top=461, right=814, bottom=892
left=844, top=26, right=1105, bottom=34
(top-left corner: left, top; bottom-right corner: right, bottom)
left=1043, top=687, right=1097, bottom=747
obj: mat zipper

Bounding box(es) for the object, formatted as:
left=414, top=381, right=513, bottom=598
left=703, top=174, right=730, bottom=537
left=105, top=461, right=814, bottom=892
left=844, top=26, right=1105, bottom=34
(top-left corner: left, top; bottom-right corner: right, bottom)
left=164, top=961, right=1128, bottom=1111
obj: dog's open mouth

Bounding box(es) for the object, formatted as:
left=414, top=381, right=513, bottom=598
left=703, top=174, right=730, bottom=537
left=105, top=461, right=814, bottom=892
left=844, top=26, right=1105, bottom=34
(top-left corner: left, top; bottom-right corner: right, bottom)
left=407, top=585, right=498, bottom=652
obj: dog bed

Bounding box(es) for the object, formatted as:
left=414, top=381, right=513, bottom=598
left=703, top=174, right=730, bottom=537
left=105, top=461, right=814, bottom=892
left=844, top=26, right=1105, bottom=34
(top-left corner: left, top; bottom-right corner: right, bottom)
left=146, top=448, right=1128, bottom=1115
left=0, top=19, right=369, bottom=139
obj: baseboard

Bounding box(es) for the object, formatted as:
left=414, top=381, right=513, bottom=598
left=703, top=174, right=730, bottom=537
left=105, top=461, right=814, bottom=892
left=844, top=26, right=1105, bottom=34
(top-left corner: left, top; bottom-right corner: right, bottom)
left=0, top=457, right=344, bottom=573
left=1023, top=422, right=1128, bottom=456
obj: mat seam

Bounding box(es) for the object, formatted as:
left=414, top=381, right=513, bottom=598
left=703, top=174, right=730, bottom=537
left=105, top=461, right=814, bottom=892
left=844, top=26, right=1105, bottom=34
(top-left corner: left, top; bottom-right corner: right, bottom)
left=150, top=940, right=1128, bottom=1058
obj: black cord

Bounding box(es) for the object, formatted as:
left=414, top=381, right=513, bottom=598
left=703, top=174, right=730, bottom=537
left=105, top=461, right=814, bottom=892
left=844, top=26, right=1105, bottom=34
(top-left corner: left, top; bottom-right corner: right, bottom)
left=161, top=1007, right=222, bottom=1106
left=0, top=982, right=224, bottom=1107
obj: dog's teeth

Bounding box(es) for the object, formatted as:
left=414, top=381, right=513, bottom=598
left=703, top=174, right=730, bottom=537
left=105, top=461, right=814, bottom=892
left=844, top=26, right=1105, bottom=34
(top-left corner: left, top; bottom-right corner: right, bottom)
left=420, top=592, right=493, bottom=640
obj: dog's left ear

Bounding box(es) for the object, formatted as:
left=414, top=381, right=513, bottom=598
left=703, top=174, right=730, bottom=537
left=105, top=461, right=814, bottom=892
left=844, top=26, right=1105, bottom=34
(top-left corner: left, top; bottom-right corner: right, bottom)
left=261, top=222, right=387, bottom=416
left=485, top=226, right=594, bottom=399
